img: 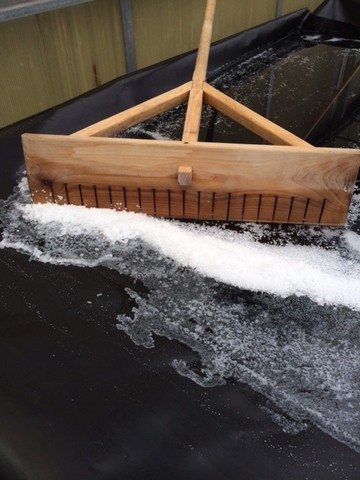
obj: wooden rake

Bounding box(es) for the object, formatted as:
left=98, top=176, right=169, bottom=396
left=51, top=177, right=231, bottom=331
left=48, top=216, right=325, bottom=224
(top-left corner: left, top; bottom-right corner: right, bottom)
left=22, top=0, right=360, bottom=225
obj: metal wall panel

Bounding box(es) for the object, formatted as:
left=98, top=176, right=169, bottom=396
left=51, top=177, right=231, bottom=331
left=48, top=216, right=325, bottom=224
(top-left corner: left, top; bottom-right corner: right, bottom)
left=281, top=0, right=323, bottom=15
left=0, top=0, right=126, bottom=128
left=0, top=0, right=323, bottom=128
left=132, top=0, right=278, bottom=69
left=0, top=0, right=94, bottom=21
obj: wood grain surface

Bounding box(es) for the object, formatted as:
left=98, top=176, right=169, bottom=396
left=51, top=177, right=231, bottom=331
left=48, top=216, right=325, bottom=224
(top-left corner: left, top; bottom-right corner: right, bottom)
left=22, top=133, right=359, bottom=225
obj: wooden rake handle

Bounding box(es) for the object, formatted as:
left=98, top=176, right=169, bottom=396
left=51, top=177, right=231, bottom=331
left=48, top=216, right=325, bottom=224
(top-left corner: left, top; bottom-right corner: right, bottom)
left=192, top=0, right=217, bottom=85
left=182, top=0, right=217, bottom=143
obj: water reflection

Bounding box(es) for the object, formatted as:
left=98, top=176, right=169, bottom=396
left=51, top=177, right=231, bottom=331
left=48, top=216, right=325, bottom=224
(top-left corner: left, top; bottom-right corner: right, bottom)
left=117, top=36, right=360, bottom=149
left=207, top=39, right=360, bottom=145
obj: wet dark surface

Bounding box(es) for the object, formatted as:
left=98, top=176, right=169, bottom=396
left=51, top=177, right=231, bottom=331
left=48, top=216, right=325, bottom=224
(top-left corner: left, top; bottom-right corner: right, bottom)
left=118, top=36, right=360, bottom=148
left=0, top=10, right=360, bottom=480
left=314, top=0, right=360, bottom=28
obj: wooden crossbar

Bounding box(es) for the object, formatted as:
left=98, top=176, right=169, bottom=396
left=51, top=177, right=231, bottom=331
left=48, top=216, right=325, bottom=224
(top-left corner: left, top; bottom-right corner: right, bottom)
left=72, top=82, right=192, bottom=138
left=203, top=83, right=311, bottom=147
left=22, top=134, right=360, bottom=225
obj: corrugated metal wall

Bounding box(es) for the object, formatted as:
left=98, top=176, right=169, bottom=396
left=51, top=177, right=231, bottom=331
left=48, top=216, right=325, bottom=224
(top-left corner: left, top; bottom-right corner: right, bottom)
left=0, top=0, right=323, bottom=129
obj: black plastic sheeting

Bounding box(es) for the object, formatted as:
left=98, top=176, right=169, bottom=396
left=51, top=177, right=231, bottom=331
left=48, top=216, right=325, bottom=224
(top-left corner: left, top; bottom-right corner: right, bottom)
left=314, top=0, right=360, bottom=27
left=1, top=7, right=360, bottom=480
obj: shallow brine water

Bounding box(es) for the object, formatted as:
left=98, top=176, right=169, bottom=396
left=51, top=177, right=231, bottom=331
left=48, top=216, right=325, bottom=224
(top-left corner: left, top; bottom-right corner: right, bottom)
left=1, top=36, right=360, bottom=453
left=117, top=36, right=360, bottom=146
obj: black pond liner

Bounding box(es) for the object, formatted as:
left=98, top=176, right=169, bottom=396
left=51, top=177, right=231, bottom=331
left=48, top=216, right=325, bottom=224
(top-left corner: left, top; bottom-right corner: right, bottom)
left=314, top=0, right=360, bottom=28
left=0, top=6, right=360, bottom=480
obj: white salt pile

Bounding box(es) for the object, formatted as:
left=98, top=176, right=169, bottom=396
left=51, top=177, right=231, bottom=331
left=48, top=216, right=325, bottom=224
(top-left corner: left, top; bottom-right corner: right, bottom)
left=8, top=201, right=360, bottom=311
left=1, top=180, right=360, bottom=453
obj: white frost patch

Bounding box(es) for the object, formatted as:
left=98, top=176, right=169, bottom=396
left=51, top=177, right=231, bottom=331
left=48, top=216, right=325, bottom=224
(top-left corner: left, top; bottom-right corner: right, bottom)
left=326, top=37, right=360, bottom=44
left=302, top=34, right=360, bottom=45
left=123, top=125, right=172, bottom=140
left=302, top=34, right=322, bottom=42
left=10, top=202, right=360, bottom=311
left=344, top=231, right=360, bottom=256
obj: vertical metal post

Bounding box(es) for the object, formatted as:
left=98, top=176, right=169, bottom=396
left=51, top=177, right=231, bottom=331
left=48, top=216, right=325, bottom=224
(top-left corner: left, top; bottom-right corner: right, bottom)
left=119, top=0, right=137, bottom=73
left=276, top=0, right=283, bottom=18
